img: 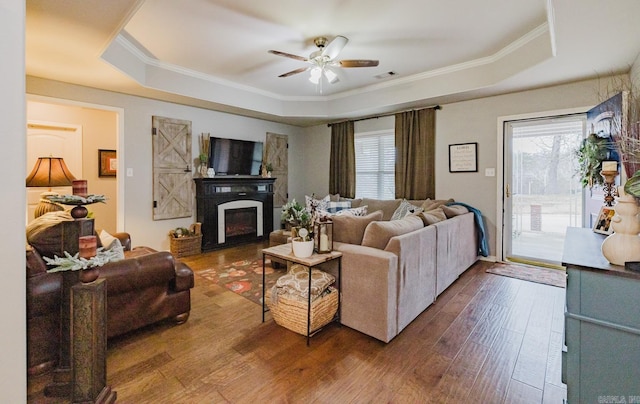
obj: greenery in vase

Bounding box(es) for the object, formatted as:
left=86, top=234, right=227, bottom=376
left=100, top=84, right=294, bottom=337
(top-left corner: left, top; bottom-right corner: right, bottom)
left=265, top=163, right=273, bottom=172
left=281, top=199, right=312, bottom=239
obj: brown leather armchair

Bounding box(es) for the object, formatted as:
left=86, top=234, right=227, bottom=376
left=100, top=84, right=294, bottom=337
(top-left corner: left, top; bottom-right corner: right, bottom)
left=26, top=232, right=195, bottom=375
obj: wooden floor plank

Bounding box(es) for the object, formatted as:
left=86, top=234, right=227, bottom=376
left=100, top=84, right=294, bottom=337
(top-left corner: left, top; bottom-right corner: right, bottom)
left=27, top=243, right=566, bottom=403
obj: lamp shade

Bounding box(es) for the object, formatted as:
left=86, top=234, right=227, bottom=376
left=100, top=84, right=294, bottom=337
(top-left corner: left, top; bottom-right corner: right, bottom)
left=25, top=157, right=76, bottom=188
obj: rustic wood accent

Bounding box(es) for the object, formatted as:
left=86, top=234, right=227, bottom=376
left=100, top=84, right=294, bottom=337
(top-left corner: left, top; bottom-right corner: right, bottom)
left=152, top=116, right=193, bottom=220
left=28, top=243, right=566, bottom=403
left=264, top=133, right=288, bottom=207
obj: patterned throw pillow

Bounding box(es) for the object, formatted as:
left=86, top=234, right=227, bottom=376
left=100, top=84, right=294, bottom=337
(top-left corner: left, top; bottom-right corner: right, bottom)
left=334, top=205, right=368, bottom=216
left=326, top=200, right=351, bottom=213
left=305, top=194, right=329, bottom=215
left=391, top=199, right=424, bottom=220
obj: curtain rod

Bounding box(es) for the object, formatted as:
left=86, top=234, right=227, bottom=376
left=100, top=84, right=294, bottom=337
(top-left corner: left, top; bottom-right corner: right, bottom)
left=327, top=105, right=441, bottom=127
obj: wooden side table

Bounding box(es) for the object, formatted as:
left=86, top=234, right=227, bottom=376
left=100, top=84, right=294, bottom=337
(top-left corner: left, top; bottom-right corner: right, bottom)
left=262, top=243, right=342, bottom=345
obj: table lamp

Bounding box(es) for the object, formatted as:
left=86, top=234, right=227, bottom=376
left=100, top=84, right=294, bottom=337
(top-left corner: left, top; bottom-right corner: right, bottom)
left=26, top=156, right=76, bottom=218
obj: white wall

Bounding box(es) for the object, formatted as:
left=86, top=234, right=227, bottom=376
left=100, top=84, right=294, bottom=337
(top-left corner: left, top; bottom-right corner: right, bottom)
left=299, top=77, right=623, bottom=257
left=27, top=77, right=304, bottom=250
left=0, top=1, right=27, bottom=401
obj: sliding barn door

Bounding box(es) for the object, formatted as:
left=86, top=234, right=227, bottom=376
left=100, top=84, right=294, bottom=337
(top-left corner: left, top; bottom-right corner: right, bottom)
left=152, top=116, right=193, bottom=220
left=265, top=132, right=288, bottom=207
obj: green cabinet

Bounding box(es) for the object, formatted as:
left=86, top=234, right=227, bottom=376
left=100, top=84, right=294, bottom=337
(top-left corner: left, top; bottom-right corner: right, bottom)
left=562, top=227, right=640, bottom=403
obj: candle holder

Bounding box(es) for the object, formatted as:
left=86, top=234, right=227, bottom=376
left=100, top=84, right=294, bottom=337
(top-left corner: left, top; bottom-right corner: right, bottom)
left=313, top=219, right=333, bottom=253
left=600, top=170, right=619, bottom=207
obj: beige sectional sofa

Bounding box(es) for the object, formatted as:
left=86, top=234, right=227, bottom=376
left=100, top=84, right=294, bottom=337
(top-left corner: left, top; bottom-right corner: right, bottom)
left=320, top=197, right=479, bottom=343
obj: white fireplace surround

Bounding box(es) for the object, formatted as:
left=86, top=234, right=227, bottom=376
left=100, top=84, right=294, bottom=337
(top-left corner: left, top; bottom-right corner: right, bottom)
left=217, top=200, right=263, bottom=243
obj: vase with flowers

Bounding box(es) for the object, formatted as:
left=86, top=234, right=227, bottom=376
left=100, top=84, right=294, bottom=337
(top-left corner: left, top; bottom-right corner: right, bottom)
left=281, top=199, right=314, bottom=257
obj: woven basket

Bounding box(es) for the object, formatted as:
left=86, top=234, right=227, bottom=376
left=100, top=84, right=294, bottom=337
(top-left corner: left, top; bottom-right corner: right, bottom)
left=266, top=287, right=338, bottom=336
left=169, top=223, right=202, bottom=258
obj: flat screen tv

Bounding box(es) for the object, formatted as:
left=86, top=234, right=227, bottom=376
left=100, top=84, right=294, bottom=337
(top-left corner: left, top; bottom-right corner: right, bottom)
left=208, top=137, right=263, bottom=176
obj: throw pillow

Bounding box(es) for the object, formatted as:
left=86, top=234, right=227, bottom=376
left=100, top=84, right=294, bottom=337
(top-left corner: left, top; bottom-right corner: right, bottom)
left=416, top=208, right=447, bottom=226
left=361, top=215, right=424, bottom=250
left=421, top=198, right=455, bottom=212
left=332, top=210, right=384, bottom=245
left=441, top=205, right=469, bottom=218
left=98, top=229, right=125, bottom=259
left=305, top=194, right=330, bottom=214
left=391, top=199, right=424, bottom=220
left=326, top=200, right=351, bottom=213
left=334, top=205, right=367, bottom=216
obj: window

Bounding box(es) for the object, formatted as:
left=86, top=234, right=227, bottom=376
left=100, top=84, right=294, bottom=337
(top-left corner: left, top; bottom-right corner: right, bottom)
left=355, top=131, right=395, bottom=199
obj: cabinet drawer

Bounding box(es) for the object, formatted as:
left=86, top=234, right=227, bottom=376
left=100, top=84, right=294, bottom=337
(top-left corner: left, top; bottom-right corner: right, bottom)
left=579, top=270, right=640, bottom=330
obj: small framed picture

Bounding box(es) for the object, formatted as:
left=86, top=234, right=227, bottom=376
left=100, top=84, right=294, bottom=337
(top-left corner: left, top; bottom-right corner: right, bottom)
left=98, top=149, right=117, bottom=177
left=593, top=206, right=615, bottom=234
left=449, top=142, right=478, bottom=172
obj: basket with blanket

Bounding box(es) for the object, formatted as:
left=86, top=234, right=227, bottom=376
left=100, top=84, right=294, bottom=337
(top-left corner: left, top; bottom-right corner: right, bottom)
left=266, top=264, right=338, bottom=335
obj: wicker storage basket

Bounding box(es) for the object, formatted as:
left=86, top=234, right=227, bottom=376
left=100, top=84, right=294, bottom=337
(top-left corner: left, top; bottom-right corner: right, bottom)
left=266, top=287, right=338, bottom=335
left=169, top=223, right=202, bottom=258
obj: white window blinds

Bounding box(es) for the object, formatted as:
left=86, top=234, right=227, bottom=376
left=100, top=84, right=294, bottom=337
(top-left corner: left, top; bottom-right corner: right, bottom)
left=355, top=131, right=395, bottom=199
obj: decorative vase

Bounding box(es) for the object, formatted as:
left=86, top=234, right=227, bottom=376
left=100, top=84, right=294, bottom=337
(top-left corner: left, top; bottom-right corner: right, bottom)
left=291, top=237, right=314, bottom=258
left=79, top=267, right=100, bottom=283
left=199, top=162, right=208, bottom=177
left=601, top=186, right=640, bottom=265
left=207, top=168, right=215, bottom=178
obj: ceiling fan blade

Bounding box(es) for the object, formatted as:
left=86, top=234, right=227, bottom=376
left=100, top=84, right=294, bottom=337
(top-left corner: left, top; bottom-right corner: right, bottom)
left=268, top=50, right=308, bottom=62
left=278, top=66, right=310, bottom=78
left=322, top=35, right=348, bottom=60
left=339, top=60, right=380, bottom=68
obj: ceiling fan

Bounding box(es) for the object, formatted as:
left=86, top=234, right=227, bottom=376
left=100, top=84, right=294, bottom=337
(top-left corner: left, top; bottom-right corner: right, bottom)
left=268, top=36, right=379, bottom=84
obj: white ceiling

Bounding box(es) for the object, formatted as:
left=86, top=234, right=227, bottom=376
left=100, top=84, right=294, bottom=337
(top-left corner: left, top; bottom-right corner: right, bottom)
left=26, top=0, right=640, bottom=126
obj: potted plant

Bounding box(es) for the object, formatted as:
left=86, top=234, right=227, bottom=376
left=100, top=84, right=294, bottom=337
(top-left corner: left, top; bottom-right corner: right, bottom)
left=281, top=199, right=312, bottom=238
left=265, top=162, right=273, bottom=177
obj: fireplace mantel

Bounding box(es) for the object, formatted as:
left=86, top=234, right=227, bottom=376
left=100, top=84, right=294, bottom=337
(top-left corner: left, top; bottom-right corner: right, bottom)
left=194, top=176, right=275, bottom=251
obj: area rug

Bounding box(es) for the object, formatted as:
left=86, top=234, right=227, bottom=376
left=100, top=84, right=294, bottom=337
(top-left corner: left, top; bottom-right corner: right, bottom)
left=196, top=258, right=287, bottom=305
left=486, top=262, right=566, bottom=288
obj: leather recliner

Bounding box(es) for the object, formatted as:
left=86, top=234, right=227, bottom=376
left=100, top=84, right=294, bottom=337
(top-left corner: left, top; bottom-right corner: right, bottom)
left=26, top=232, right=195, bottom=375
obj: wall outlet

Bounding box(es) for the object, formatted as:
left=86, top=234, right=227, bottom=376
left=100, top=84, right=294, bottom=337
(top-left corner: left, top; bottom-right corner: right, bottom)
left=485, top=168, right=495, bottom=177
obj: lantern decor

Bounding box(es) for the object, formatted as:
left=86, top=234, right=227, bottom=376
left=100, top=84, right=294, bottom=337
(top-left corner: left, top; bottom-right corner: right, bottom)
left=313, top=219, right=333, bottom=253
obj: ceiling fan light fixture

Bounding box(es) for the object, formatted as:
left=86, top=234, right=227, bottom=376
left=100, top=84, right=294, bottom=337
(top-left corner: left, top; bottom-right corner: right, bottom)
left=309, top=67, right=322, bottom=84
left=324, top=68, right=338, bottom=83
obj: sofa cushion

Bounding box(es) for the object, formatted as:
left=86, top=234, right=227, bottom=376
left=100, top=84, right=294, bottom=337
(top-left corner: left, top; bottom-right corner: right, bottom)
left=361, top=215, right=424, bottom=250
left=359, top=198, right=402, bottom=221
left=333, top=210, right=384, bottom=245
left=391, top=199, right=424, bottom=220
left=416, top=208, right=447, bottom=225
left=420, top=198, right=455, bottom=211
left=442, top=204, right=469, bottom=218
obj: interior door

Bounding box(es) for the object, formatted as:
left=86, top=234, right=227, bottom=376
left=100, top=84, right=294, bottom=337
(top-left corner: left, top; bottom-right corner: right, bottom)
left=503, top=115, right=584, bottom=265
left=152, top=116, right=193, bottom=220
left=26, top=121, right=82, bottom=221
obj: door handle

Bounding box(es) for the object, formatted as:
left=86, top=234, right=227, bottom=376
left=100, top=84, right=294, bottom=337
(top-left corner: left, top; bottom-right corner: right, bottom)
left=506, top=184, right=510, bottom=198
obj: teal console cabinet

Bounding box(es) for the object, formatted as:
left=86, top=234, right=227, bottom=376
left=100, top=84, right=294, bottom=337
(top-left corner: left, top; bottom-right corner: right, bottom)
left=562, top=227, right=640, bottom=403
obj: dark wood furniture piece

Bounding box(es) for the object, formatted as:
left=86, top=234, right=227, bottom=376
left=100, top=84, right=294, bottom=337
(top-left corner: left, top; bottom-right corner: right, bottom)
left=562, top=227, right=640, bottom=403
left=261, top=243, right=342, bottom=345
left=194, top=176, right=275, bottom=251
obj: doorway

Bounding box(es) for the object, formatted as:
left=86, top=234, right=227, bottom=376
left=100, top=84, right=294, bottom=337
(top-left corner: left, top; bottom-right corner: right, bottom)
left=503, top=115, right=585, bottom=266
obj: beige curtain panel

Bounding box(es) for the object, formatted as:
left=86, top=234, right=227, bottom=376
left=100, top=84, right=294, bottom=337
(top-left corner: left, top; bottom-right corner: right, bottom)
left=395, top=107, right=436, bottom=199
left=329, top=121, right=356, bottom=198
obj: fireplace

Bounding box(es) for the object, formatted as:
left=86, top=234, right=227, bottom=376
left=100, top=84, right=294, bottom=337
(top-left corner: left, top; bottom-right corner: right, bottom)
left=217, top=200, right=264, bottom=244
left=195, top=176, right=274, bottom=251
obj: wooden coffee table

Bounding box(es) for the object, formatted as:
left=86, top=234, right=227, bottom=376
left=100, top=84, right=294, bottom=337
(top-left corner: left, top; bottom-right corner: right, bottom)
left=261, top=243, right=342, bottom=345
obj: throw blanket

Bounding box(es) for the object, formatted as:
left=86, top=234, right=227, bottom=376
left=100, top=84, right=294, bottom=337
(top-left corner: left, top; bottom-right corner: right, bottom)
left=447, top=202, right=489, bottom=257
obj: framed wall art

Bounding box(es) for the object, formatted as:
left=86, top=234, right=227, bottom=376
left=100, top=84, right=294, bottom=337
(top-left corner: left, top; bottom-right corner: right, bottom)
left=98, top=149, right=117, bottom=177
left=449, top=142, right=478, bottom=173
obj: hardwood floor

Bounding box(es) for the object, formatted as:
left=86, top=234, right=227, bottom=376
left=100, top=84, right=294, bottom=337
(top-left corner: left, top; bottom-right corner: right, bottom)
left=28, top=241, right=567, bottom=403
